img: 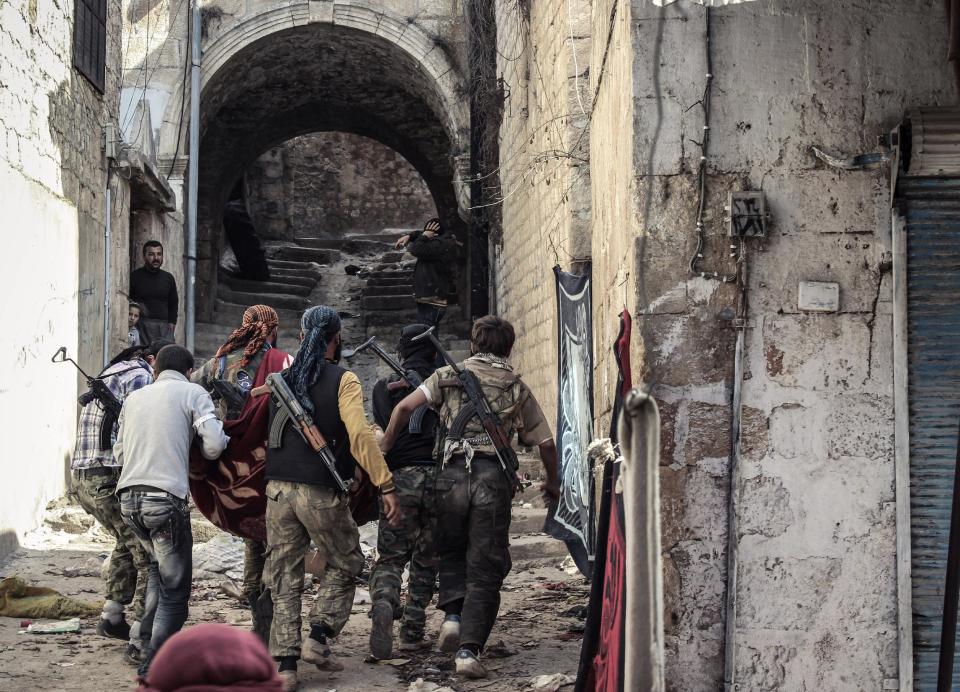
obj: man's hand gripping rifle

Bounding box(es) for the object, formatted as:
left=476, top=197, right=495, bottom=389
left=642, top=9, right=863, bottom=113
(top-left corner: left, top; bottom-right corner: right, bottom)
left=261, top=373, right=353, bottom=493
left=343, top=336, right=430, bottom=434
left=412, top=327, right=524, bottom=495
left=52, top=347, right=122, bottom=451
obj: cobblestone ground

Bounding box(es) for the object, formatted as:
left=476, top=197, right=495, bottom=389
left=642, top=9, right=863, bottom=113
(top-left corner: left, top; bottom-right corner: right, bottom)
left=0, top=507, right=584, bottom=691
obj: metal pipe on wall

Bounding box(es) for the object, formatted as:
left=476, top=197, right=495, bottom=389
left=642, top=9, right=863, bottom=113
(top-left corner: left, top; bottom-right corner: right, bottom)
left=102, top=180, right=112, bottom=367
left=620, top=389, right=665, bottom=691
left=185, top=0, right=200, bottom=352
left=723, top=241, right=749, bottom=692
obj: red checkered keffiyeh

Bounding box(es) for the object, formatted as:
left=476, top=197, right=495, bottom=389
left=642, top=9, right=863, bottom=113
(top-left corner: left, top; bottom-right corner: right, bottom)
left=215, top=304, right=279, bottom=367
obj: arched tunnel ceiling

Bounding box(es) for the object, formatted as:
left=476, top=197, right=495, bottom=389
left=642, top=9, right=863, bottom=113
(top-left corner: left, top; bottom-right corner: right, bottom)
left=198, top=23, right=464, bottom=219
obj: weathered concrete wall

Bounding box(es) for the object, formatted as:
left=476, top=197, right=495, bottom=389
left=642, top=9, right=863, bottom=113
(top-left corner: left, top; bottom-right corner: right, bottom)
left=493, top=0, right=592, bottom=424
left=245, top=132, right=436, bottom=238
left=632, top=1, right=949, bottom=689
left=0, top=0, right=127, bottom=556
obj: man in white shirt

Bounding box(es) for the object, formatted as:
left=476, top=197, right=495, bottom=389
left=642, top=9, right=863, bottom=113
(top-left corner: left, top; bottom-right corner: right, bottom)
left=115, top=344, right=229, bottom=677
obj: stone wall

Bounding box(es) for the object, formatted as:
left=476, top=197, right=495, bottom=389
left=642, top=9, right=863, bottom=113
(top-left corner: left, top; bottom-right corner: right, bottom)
left=245, top=132, right=436, bottom=238
left=496, top=0, right=953, bottom=689
left=0, top=0, right=127, bottom=556
left=493, top=0, right=592, bottom=422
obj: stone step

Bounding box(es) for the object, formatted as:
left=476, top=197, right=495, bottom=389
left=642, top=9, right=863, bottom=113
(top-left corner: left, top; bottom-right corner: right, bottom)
left=361, top=295, right=415, bottom=311
left=362, top=286, right=415, bottom=299
left=365, top=276, right=412, bottom=287
left=217, top=286, right=311, bottom=312
left=295, top=237, right=389, bottom=255
left=379, top=250, right=406, bottom=263
left=508, top=533, right=568, bottom=561
left=349, top=229, right=417, bottom=242
left=511, top=505, right=548, bottom=534
left=270, top=246, right=340, bottom=264
left=214, top=300, right=304, bottom=326
left=221, top=275, right=312, bottom=297
left=261, top=270, right=318, bottom=287
left=267, top=258, right=322, bottom=271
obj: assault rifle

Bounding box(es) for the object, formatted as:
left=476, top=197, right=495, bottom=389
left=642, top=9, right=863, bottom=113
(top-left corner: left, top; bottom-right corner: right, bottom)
left=343, top=335, right=430, bottom=434
left=412, top=327, right=524, bottom=495
left=261, top=373, right=353, bottom=493
left=52, top=347, right=123, bottom=451
left=210, top=379, right=246, bottom=420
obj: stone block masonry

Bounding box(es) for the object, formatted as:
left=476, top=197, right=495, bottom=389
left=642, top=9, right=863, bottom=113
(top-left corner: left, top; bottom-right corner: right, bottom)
left=245, top=132, right=437, bottom=238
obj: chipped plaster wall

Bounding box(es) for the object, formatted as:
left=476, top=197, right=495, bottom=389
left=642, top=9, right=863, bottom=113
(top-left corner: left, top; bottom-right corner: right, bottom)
left=629, top=1, right=952, bottom=689
left=494, top=0, right=591, bottom=426
left=0, top=0, right=126, bottom=556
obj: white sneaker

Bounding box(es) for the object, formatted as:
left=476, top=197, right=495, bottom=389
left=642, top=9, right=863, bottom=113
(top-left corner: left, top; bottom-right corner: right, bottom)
left=437, top=614, right=461, bottom=653
left=279, top=668, right=298, bottom=692
left=302, top=637, right=344, bottom=671
left=455, top=648, right=487, bottom=679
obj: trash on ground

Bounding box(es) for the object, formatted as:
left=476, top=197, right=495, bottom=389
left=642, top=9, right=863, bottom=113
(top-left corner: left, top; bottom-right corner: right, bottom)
left=353, top=588, right=371, bottom=605
left=22, top=617, right=81, bottom=634
left=407, top=679, right=455, bottom=692
left=530, top=673, right=576, bottom=691
left=561, top=604, right=588, bottom=619
left=219, top=578, right=246, bottom=602
left=0, top=576, right=101, bottom=619
left=485, top=639, right=518, bottom=658
left=558, top=555, right=579, bottom=576
left=192, top=533, right=244, bottom=581
left=534, top=581, right=569, bottom=591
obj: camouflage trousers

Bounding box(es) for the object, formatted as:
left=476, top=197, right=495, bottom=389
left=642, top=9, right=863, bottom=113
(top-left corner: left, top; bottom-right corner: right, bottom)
left=369, top=465, right=438, bottom=642
left=72, top=470, right=150, bottom=619
left=243, top=538, right=267, bottom=600
left=263, top=480, right=364, bottom=659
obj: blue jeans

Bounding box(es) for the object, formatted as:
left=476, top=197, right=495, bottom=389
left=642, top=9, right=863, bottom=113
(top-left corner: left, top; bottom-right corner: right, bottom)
left=119, top=488, right=193, bottom=676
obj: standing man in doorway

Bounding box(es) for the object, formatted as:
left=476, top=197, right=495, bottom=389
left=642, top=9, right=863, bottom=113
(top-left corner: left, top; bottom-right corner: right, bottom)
left=395, top=218, right=455, bottom=335
left=130, top=240, right=179, bottom=344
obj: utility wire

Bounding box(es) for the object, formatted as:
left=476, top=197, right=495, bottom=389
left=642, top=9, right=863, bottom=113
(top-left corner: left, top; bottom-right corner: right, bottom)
left=687, top=8, right=736, bottom=283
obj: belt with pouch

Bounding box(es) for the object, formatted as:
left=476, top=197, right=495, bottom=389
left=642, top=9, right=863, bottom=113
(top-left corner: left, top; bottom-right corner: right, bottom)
left=74, top=466, right=119, bottom=480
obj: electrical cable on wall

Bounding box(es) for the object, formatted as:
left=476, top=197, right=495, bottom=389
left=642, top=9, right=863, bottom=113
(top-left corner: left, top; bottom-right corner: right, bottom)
left=687, top=8, right=737, bottom=283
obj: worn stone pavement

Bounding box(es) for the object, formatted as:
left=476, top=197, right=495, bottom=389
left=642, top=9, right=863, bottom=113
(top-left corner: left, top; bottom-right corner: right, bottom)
left=0, top=505, right=583, bottom=692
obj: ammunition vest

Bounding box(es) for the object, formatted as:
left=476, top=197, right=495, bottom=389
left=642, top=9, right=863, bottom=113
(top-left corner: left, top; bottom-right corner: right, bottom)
left=264, top=364, right=357, bottom=489
left=434, top=358, right=523, bottom=461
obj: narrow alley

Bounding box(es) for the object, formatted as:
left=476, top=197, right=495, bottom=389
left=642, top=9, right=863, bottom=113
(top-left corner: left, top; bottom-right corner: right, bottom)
left=5, top=0, right=960, bottom=690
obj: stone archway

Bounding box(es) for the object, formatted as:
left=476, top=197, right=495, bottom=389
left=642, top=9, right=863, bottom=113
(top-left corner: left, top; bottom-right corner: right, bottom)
left=158, top=2, right=470, bottom=319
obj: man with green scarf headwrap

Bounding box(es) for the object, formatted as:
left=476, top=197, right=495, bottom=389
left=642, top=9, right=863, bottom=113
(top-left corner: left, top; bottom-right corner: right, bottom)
left=262, top=305, right=400, bottom=692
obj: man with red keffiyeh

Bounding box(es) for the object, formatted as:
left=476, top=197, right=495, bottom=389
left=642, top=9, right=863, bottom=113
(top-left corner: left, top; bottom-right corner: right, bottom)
left=192, top=304, right=292, bottom=642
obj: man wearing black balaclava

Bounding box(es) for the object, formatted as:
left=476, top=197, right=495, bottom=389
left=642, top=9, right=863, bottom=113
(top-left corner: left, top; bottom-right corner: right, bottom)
left=367, top=324, right=441, bottom=660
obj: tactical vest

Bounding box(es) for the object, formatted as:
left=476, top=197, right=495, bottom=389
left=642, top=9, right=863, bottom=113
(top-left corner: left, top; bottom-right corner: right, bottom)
left=434, top=357, right=523, bottom=464
left=264, top=364, right=357, bottom=489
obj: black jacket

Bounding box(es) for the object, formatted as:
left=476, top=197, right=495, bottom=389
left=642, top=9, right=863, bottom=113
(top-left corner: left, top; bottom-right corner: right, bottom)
left=407, top=231, right=455, bottom=301
left=265, top=364, right=357, bottom=488
left=371, top=350, right=438, bottom=470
